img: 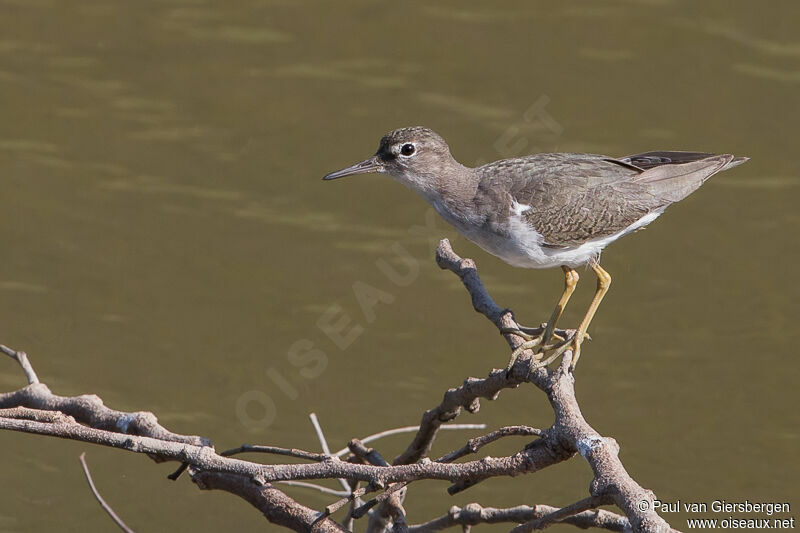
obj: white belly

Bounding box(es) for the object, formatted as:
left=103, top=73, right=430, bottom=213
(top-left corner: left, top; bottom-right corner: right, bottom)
left=460, top=208, right=666, bottom=269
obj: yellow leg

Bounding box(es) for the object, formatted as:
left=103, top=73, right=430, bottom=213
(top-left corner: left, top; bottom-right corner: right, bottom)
left=541, top=266, right=580, bottom=348
left=504, top=266, right=580, bottom=373
left=569, top=261, right=611, bottom=371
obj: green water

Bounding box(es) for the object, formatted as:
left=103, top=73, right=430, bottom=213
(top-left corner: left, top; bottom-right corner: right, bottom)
left=1, top=1, right=798, bottom=531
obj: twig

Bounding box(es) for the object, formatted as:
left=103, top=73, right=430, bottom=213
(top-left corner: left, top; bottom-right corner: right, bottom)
left=356, top=426, right=544, bottom=528
left=167, top=462, right=189, bottom=481
left=310, top=413, right=351, bottom=493
left=222, top=444, right=328, bottom=462
left=325, top=485, right=375, bottom=516
left=333, top=424, right=486, bottom=458
left=277, top=480, right=350, bottom=497
left=510, top=496, right=612, bottom=533
left=310, top=413, right=334, bottom=456
left=350, top=440, right=403, bottom=533
left=406, top=502, right=630, bottom=532
left=353, top=482, right=408, bottom=519
left=436, top=425, right=543, bottom=463
left=348, top=439, right=389, bottom=467
left=343, top=479, right=361, bottom=531
left=0, top=406, right=71, bottom=422
left=391, top=370, right=532, bottom=466
left=78, top=452, right=135, bottom=533
left=387, top=509, right=409, bottom=533
left=366, top=484, right=408, bottom=533
left=1, top=345, right=39, bottom=384
left=0, top=381, right=209, bottom=448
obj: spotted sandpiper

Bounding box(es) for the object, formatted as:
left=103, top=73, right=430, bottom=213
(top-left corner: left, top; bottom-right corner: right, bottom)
left=323, top=127, right=747, bottom=371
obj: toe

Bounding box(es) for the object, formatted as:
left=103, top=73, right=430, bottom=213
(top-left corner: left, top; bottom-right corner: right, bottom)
left=500, top=327, right=536, bottom=342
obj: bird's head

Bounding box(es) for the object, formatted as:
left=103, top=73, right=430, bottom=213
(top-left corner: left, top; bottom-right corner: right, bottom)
left=323, top=127, right=456, bottom=194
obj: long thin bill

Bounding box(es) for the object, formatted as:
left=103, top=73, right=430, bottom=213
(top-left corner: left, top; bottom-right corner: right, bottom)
left=322, top=156, right=383, bottom=180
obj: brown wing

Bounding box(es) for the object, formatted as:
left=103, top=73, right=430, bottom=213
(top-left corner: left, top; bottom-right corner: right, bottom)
left=517, top=177, right=658, bottom=247
left=476, top=153, right=737, bottom=248
left=475, top=154, right=659, bottom=247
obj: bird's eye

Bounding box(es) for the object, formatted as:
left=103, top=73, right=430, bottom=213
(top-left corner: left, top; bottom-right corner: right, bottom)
left=400, top=143, right=415, bottom=156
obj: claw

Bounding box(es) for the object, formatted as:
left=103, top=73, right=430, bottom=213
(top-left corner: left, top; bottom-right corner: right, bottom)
left=500, top=327, right=535, bottom=342
left=500, top=324, right=546, bottom=342
left=568, top=334, right=585, bottom=372
left=511, top=330, right=586, bottom=375
left=514, top=324, right=547, bottom=335
left=545, top=332, right=585, bottom=372
left=502, top=321, right=572, bottom=375
left=504, top=337, right=544, bottom=374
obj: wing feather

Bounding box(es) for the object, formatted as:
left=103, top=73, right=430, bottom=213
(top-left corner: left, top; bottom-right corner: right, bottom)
left=475, top=152, right=744, bottom=248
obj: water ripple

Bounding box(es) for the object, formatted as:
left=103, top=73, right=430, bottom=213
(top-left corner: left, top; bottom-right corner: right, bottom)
left=733, top=63, right=800, bottom=84
left=674, top=18, right=800, bottom=57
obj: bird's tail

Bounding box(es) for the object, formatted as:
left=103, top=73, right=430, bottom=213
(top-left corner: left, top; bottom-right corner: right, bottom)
left=633, top=154, right=748, bottom=203
left=721, top=155, right=749, bottom=171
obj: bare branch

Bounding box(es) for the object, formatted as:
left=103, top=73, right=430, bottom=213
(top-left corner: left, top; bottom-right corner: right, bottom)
left=166, top=462, right=189, bottom=481
left=190, top=470, right=348, bottom=532
left=348, top=439, right=390, bottom=467
left=390, top=239, right=566, bottom=467
left=509, top=496, right=612, bottom=532
left=349, top=441, right=405, bottom=533
left=436, top=426, right=543, bottom=463
left=433, top=240, right=570, bottom=356
left=0, top=382, right=208, bottom=448
left=326, top=485, right=375, bottom=516
left=311, top=413, right=351, bottom=494
left=0, top=413, right=562, bottom=490
left=407, top=502, right=630, bottom=532
left=310, top=413, right=334, bottom=456
left=343, top=478, right=361, bottom=531
left=366, top=483, right=408, bottom=533
left=392, top=369, right=535, bottom=466
left=222, top=444, right=328, bottom=462
left=0, top=406, right=71, bottom=422
left=332, top=424, right=486, bottom=458
left=1, top=345, right=39, bottom=384
left=435, top=240, right=675, bottom=532
left=79, top=453, right=136, bottom=533
left=277, top=480, right=350, bottom=497
left=353, top=482, right=408, bottom=519
left=356, top=425, right=545, bottom=531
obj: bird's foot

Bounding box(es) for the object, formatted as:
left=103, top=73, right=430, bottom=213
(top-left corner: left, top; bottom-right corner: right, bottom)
left=501, top=324, right=566, bottom=375
left=504, top=329, right=591, bottom=376
left=538, top=331, right=589, bottom=372
left=500, top=324, right=544, bottom=342
left=500, top=323, right=566, bottom=344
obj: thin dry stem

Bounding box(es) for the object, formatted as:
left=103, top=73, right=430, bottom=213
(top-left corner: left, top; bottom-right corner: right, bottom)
left=79, top=452, right=136, bottom=533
